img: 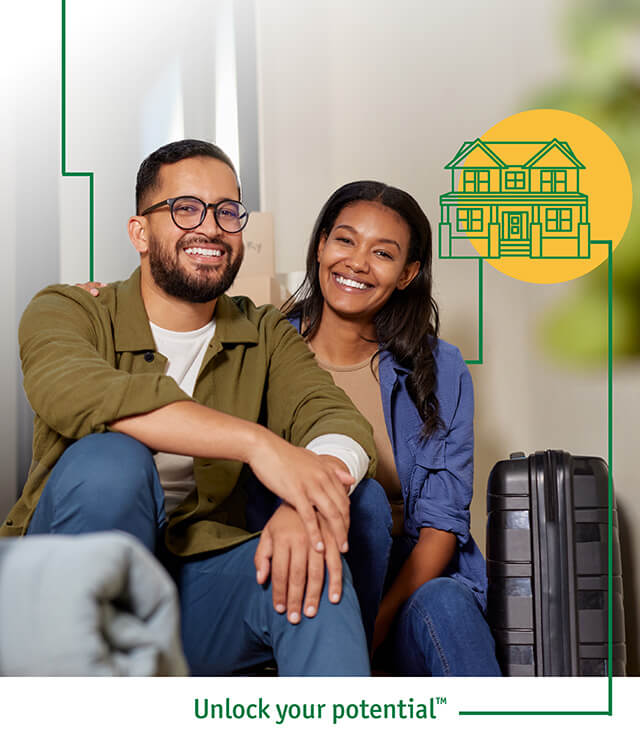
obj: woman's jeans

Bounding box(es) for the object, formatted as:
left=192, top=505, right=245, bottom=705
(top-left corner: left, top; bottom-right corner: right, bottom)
left=27, top=432, right=370, bottom=676
left=376, top=535, right=502, bottom=677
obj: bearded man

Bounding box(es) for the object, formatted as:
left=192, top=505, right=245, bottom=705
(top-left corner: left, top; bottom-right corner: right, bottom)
left=0, top=139, right=388, bottom=676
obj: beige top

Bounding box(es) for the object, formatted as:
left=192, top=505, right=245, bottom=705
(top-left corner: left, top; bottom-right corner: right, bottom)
left=309, top=346, right=405, bottom=535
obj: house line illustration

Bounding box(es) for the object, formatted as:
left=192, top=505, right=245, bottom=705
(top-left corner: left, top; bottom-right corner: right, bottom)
left=438, top=138, right=591, bottom=259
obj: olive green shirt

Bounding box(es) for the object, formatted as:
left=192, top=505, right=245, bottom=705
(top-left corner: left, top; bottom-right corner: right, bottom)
left=0, top=269, right=376, bottom=555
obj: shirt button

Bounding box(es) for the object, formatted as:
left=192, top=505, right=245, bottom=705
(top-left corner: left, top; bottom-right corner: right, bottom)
left=144, top=351, right=155, bottom=362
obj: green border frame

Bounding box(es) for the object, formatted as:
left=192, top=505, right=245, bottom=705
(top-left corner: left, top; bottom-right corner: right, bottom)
left=60, top=0, right=615, bottom=717
left=459, top=240, right=614, bottom=715
left=61, top=0, right=94, bottom=281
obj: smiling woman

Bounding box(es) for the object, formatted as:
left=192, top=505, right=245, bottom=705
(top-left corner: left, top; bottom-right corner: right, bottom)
left=280, top=181, right=502, bottom=677
left=284, top=181, right=441, bottom=440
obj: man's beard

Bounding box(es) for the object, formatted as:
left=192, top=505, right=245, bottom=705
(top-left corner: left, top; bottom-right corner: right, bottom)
left=148, top=233, right=243, bottom=303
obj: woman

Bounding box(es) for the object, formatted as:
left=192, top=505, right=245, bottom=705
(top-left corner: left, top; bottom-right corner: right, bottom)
left=281, top=181, right=500, bottom=676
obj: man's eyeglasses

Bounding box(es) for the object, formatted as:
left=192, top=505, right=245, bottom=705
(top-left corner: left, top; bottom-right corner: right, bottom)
left=140, top=196, right=249, bottom=233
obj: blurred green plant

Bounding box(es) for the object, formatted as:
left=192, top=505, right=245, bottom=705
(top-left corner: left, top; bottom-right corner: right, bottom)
left=535, top=0, right=640, bottom=364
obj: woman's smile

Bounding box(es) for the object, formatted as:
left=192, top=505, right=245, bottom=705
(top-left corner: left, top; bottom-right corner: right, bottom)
left=332, top=272, right=374, bottom=292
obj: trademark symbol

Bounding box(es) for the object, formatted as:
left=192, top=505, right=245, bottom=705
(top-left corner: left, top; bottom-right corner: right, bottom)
left=436, top=697, right=447, bottom=705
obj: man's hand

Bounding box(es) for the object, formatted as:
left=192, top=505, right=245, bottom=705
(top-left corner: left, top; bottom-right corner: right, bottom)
left=248, top=433, right=354, bottom=554
left=254, top=503, right=343, bottom=624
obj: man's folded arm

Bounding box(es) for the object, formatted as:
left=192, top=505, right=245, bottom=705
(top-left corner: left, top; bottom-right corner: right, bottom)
left=20, top=290, right=282, bottom=464
left=110, top=400, right=263, bottom=462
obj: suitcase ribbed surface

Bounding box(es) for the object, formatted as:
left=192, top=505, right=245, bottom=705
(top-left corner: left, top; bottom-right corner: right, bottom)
left=486, top=451, right=626, bottom=676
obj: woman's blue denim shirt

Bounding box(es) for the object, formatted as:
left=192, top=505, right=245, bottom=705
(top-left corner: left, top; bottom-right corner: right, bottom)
left=289, top=316, right=487, bottom=611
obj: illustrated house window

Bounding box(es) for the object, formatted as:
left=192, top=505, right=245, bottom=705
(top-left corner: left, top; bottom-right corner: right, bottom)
left=546, top=208, right=572, bottom=232
left=541, top=169, right=567, bottom=193
left=462, top=170, right=490, bottom=192
left=457, top=208, right=483, bottom=232
left=505, top=171, right=525, bottom=189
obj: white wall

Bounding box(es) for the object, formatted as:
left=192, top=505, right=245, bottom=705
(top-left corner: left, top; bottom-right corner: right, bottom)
left=1, top=1, right=62, bottom=513
left=0, top=56, right=18, bottom=516
left=257, top=0, right=567, bottom=272
left=60, top=0, right=221, bottom=284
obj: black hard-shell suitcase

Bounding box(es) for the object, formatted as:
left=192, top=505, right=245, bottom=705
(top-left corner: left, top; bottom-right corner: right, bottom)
left=486, top=450, right=626, bottom=676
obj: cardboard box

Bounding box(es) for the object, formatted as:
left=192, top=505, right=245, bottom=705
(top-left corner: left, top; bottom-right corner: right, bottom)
left=237, top=212, right=275, bottom=277
left=229, top=274, right=290, bottom=308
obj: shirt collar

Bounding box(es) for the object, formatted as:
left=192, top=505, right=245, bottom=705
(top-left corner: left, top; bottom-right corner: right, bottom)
left=113, top=267, right=259, bottom=351
left=212, top=293, right=259, bottom=345
left=378, top=348, right=410, bottom=377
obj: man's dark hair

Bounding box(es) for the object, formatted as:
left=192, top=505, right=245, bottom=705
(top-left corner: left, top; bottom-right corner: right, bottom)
left=135, top=139, right=240, bottom=214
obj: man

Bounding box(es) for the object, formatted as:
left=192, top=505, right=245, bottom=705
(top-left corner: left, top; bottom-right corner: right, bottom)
left=0, top=139, right=385, bottom=675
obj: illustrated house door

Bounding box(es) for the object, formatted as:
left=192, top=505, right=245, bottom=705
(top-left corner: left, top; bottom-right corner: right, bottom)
left=499, top=210, right=531, bottom=257
left=506, top=212, right=528, bottom=240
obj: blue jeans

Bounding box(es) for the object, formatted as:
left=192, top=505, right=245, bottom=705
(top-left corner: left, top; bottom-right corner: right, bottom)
left=375, top=535, right=502, bottom=677
left=27, top=432, right=370, bottom=676
left=246, top=472, right=393, bottom=649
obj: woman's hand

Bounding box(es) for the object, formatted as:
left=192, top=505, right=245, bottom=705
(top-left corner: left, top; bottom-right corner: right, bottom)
left=75, top=281, right=107, bottom=296
left=372, top=605, right=395, bottom=655
left=372, top=527, right=457, bottom=655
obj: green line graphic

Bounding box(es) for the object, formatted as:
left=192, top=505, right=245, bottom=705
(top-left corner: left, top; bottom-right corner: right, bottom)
left=459, top=711, right=611, bottom=717
left=459, top=240, right=614, bottom=716
left=604, top=239, right=613, bottom=715
left=464, top=259, right=483, bottom=365
left=61, top=0, right=94, bottom=280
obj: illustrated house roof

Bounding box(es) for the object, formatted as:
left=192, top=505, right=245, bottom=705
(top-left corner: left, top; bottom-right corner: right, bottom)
left=445, top=138, right=585, bottom=169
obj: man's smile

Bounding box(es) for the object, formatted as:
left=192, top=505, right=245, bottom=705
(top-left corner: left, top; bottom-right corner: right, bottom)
left=183, top=245, right=226, bottom=263
left=180, top=237, right=230, bottom=265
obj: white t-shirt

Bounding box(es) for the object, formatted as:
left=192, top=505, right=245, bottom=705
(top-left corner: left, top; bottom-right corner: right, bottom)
left=149, top=320, right=368, bottom=514
left=149, top=319, right=216, bottom=513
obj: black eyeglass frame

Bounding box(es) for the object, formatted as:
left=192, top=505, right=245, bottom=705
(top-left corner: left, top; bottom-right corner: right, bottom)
left=140, top=196, right=249, bottom=233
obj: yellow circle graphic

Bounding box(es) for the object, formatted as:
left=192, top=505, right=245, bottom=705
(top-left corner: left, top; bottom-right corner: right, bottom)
left=447, top=109, right=632, bottom=284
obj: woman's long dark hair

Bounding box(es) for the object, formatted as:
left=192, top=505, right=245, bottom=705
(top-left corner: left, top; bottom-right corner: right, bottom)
left=282, top=181, right=442, bottom=438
